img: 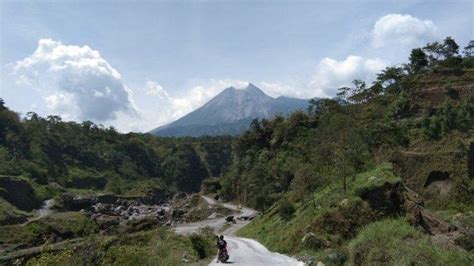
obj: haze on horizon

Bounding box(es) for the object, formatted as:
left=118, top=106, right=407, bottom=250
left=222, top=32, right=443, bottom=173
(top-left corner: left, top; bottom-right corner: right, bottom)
left=1, top=0, right=472, bottom=132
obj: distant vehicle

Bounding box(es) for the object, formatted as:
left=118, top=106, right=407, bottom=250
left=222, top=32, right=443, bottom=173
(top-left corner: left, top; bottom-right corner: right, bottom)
left=225, top=215, right=236, bottom=223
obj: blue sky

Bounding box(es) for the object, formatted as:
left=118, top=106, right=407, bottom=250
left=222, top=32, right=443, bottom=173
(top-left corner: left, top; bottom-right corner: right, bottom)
left=1, top=0, right=473, bottom=132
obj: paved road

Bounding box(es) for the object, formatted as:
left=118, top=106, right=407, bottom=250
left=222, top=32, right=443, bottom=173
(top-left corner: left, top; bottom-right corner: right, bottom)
left=209, top=237, right=303, bottom=266
left=174, top=196, right=302, bottom=265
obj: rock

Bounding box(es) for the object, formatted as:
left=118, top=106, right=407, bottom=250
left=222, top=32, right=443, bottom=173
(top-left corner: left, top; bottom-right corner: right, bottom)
left=327, top=251, right=346, bottom=265
left=95, top=215, right=121, bottom=230
left=293, top=254, right=317, bottom=266
left=120, top=217, right=158, bottom=233
left=368, top=176, right=377, bottom=181
left=316, top=262, right=325, bottom=266
left=339, top=199, right=349, bottom=207
left=157, top=208, right=166, bottom=216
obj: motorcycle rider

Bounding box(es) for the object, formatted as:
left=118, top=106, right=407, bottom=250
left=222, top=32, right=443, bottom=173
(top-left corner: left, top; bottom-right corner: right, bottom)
left=216, top=235, right=228, bottom=263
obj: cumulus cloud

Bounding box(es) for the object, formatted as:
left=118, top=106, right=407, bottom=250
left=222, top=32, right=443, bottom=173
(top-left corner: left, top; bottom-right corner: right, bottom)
left=145, top=80, right=169, bottom=98
left=308, top=56, right=386, bottom=97
left=372, top=14, right=437, bottom=48
left=13, top=39, right=135, bottom=121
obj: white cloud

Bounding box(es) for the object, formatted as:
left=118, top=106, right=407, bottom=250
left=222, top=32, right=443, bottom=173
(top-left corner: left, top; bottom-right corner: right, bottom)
left=13, top=38, right=135, bottom=121
left=145, top=80, right=169, bottom=98
left=260, top=82, right=304, bottom=98
left=372, top=14, right=437, bottom=48
left=308, top=55, right=386, bottom=97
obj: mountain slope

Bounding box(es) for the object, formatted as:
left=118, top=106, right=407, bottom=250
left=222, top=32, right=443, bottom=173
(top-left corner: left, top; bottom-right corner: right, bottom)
left=151, top=83, right=312, bottom=137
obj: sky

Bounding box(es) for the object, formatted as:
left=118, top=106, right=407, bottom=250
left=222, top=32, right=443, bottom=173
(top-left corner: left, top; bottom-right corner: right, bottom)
left=1, top=0, right=473, bottom=132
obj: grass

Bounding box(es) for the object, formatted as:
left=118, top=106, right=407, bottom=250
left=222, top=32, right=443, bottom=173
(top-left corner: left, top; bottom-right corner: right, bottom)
left=349, top=162, right=401, bottom=196
left=348, top=218, right=473, bottom=265
left=237, top=163, right=473, bottom=265
left=24, top=226, right=216, bottom=265
left=238, top=164, right=402, bottom=254
left=0, top=198, right=30, bottom=225
left=0, top=212, right=98, bottom=247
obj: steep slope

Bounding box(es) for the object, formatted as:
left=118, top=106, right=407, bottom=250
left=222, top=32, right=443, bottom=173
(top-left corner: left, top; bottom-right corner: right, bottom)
left=150, top=83, right=312, bottom=137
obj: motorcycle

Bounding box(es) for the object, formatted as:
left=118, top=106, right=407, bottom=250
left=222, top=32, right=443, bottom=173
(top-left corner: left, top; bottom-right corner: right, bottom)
left=218, top=247, right=229, bottom=263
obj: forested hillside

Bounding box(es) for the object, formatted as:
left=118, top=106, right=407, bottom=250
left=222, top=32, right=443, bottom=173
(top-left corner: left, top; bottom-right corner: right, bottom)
left=220, top=37, right=474, bottom=264
left=0, top=107, right=232, bottom=222
left=0, top=105, right=234, bottom=263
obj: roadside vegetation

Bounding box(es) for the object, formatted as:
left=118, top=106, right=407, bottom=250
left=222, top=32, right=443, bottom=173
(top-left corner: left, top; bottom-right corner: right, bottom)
left=23, top=227, right=215, bottom=265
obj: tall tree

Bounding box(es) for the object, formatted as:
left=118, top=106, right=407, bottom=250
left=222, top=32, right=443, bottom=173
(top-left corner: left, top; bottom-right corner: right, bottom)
left=409, top=48, right=428, bottom=73
left=442, top=36, right=459, bottom=58
left=464, top=40, right=474, bottom=57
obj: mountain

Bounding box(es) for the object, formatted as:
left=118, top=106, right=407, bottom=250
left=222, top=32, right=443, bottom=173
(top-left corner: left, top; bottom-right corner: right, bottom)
left=150, top=83, right=313, bottom=137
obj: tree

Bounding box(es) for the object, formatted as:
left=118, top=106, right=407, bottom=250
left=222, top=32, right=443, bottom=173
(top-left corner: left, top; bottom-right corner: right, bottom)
left=442, top=36, right=459, bottom=58
left=463, top=40, right=474, bottom=57
left=376, top=67, right=405, bottom=94
left=290, top=164, right=319, bottom=204
left=336, top=86, right=351, bottom=101
left=348, top=79, right=375, bottom=104
left=423, top=41, right=444, bottom=62
left=409, top=48, right=428, bottom=73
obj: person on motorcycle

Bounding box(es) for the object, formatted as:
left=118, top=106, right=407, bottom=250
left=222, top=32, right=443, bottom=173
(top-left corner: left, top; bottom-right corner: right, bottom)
left=216, top=235, right=228, bottom=263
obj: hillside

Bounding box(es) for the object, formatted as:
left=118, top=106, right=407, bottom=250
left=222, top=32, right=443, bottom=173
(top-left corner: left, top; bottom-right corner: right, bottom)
left=150, top=83, right=312, bottom=137
left=218, top=38, right=474, bottom=265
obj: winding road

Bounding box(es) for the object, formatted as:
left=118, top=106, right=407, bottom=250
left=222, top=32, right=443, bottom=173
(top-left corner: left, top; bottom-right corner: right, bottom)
left=174, top=196, right=303, bottom=265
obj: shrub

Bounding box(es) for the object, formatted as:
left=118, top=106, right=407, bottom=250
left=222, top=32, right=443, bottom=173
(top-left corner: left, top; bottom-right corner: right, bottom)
left=348, top=219, right=472, bottom=265
left=313, top=198, right=377, bottom=239
left=301, top=232, right=324, bottom=250
left=278, top=198, right=295, bottom=221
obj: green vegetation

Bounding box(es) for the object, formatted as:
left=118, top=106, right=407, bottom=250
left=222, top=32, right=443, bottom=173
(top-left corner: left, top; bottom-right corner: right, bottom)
left=0, top=212, right=97, bottom=248
left=0, top=98, right=233, bottom=224
left=222, top=37, right=473, bottom=211
left=348, top=219, right=472, bottom=265
left=24, top=227, right=215, bottom=265
left=0, top=37, right=473, bottom=264
left=238, top=164, right=402, bottom=254
left=231, top=37, right=474, bottom=264
left=0, top=98, right=232, bottom=263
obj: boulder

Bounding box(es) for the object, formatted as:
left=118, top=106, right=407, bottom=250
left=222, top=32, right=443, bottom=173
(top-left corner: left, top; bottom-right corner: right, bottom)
left=339, top=199, right=349, bottom=207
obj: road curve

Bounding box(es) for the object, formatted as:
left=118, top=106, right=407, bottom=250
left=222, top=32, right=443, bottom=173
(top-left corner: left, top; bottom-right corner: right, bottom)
left=174, top=196, right=302, bottom=265
left=209, top=236, right=303, bottom=266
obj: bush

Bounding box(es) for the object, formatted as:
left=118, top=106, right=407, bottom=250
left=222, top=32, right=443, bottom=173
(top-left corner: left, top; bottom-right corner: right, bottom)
left=301, top=232, right=324, bottom=250
left=313, top=198, right=377, bottom=239
left=190, top=233, right=212, bottom=259
left=456, top=234, right=474, bottom=251
left=201, top=178, right=221, bottom=194
left=278, top=198, right=295, bottom=221
left=26, top=250, right=77, bottom=266
left=66, top=168, right=106, bottom=190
